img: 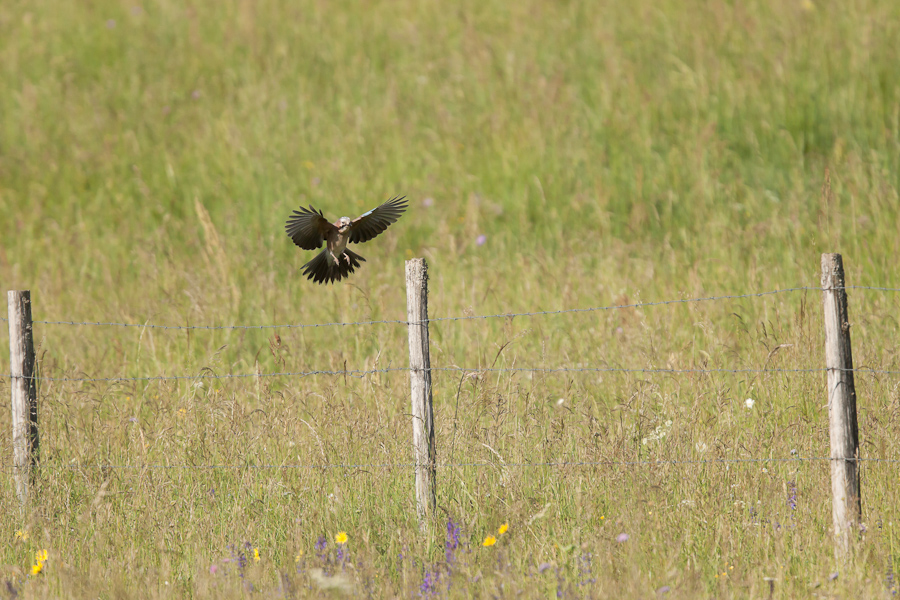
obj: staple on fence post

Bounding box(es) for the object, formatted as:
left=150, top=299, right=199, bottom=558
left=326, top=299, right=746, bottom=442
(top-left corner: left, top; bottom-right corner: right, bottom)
left=820, top=254, right=861, bottom=562
left=8, top=290, right=39, bottom=506
left=406, top=259, right=436, bottom=527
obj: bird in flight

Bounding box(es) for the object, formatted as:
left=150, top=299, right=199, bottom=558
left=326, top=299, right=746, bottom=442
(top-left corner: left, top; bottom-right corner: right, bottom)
left=285, top=195, right=408, bottom=284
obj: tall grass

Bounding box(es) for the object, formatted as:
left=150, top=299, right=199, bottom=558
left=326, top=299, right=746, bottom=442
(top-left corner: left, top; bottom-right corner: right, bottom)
left=1, top=0, right=899, bottom=596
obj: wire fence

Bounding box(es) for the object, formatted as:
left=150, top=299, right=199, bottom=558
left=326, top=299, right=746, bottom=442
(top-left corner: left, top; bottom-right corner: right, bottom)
left=2, top=456, right=899, bottom=473
left=4, top=282, right=899, bottom=478
left=4, top=284, right=900, bottom=382
left=10, top=285, right=900, bottom=331
left=4, top=365, right=900, bottom=384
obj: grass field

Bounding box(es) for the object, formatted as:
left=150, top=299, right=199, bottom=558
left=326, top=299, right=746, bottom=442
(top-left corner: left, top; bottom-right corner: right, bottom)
left=2, top=0, right=900, bottom=597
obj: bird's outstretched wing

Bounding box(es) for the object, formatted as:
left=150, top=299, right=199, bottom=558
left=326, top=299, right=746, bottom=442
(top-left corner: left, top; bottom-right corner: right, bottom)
left=285, top=205, right=334, bottom=250
left=349, top=196, right=408, bottom=244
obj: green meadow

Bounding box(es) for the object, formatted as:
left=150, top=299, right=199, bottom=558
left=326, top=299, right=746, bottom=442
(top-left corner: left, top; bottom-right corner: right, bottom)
left=2, top=0, right=900, bottom=596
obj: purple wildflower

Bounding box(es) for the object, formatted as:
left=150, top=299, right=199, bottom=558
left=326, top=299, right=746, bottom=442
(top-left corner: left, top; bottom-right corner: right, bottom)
left=227, top=543, right=248, bottom=578
left=616, top=533, right=629, bottom=543
left=657, top=585, right=671, bottom=594
left=315, top=536, right=328, bottom=561
left=446, top=518, right=460, bottom=563
left=578, top=552, right=596, bottom=586
left=420, top=569, right=438, bottom=596
left=476, top=234, right=487, bottom=246
left=423, top=197, right=434, bottom=207
left=538, top=562, right=552, bottom=574
left=787, top=481, right=797, bottom=510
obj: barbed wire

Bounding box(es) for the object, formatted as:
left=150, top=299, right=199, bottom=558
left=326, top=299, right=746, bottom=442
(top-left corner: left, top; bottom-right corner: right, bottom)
left=16, top=286, right=819, bottom=331
left=9, top=285, right=900, bottom=332
left=846, top=285, right=900, bottom=292
left=5, top=284, right=899, bottom=384
left=30, top=316, right=407, bottom=330
left=1, top=456, right=897, bottom=472
left=5, top=365, right=900, bottom=383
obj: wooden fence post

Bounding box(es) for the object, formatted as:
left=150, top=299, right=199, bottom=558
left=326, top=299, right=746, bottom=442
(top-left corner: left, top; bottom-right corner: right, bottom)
left=821, top=254, right=861, bottom=561
left=8, top=290, right=39, bottom=506
left=406, top=259, right=436, bottom=526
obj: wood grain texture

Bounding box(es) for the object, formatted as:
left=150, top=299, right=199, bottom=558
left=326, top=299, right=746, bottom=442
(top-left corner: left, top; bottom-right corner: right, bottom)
left=406, top=259, right=436, bottom=525
left=821, top=254, right=861, bottom=561
left=8, top=290, right=38, bottom=505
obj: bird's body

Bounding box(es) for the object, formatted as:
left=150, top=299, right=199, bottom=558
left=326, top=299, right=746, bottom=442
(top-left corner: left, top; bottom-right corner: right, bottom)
left=285, top=196, right=407, bottom=284
left=325, top=218, right=352, bottom=262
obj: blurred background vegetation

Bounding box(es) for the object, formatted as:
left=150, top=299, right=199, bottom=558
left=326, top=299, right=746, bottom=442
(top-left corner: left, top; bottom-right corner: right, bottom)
left=1, top=0, right=899, bottom=597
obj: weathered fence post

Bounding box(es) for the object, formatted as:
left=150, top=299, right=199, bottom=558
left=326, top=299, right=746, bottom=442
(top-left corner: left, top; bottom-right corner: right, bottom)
left=821, top=254, right=861, bottom=561
left=8, top=290, right=39, bottom=506
left=406, top=259, right=436, bottom=526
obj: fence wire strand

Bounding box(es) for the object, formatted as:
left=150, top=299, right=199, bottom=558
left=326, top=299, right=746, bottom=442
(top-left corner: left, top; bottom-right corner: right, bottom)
left=1, top=456, right=897, bottom=472
left=11, top=286, right=834, bottom=331
left=8, top=285, right=900, bottom=332
left=5, top=365, right=900, bottom=383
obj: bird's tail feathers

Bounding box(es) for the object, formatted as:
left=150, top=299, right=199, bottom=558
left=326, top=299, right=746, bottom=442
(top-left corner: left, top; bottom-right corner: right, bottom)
left=301, top=249, right=366, bottom=284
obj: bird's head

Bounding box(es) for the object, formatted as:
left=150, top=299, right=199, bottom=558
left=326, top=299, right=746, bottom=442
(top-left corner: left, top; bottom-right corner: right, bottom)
left=337, top=217, right=352, bottom=232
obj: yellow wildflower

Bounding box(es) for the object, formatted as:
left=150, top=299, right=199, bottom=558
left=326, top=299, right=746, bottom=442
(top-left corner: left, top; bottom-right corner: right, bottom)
left=335, top=531, right=348, bottom=545
left=483, top=535, right=497, bottom=547
left=253, top=548, right=260, bottom=562
left=498, top=523, right=509, bottom=535
left=30, top=550, right=47, bottom=576
left=15, top=530, right=28, bottom=541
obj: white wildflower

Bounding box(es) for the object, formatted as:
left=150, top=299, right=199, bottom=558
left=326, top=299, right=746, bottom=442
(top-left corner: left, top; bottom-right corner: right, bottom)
left=642, top=420, right=673, bottom=445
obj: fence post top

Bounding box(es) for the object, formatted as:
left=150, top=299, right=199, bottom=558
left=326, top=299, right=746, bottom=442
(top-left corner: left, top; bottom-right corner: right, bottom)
left=821, top=254, right=846, bottom=289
